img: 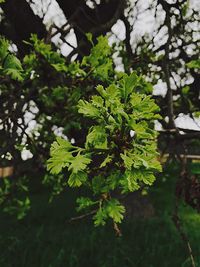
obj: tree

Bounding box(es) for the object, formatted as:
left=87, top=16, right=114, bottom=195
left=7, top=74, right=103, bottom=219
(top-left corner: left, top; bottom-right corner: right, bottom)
left=0, top=0, right=199, bottom=242
left=0, top=33, right=161, bottom=230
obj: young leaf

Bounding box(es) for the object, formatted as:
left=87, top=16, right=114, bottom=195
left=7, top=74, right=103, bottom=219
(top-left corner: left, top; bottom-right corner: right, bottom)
left=68, top=154, right=91, bottom=173
left=78, top=99, right=101, bottom=119
left=86, top=126, right=108, bottom=149
left=47, top=137, right=74, bottom=174
left=76, top=197, right=97, bottom=211
left=106, top=199, right=125, bottom=223
left=68, top=171, right=87, bottom=187
left=120, top=72, right=138, bottom=101
left=93, top=208, right=107, bottom=226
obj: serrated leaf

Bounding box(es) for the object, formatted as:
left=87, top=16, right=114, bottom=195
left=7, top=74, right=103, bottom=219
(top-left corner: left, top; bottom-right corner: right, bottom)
left=129, top=121, right=153, bottom=139
left=78, top=99, right=101, bottom=118
left=86, top=126, right=107, bottom=149
left=92, top=175, right=106, bottom=194
left=51, top=63, right=67, bottom=72
left=186, top=59, right=200, bottom=69
left=68, top=171, right=87, bottom=187
left=120, top=171, right=140, bottom=192
left=120, top=72, right=139, bottom=101
left=47, top=137, right=74, bottom=174
left=93, top=208, right=107, bottom=226
left=96, top=85, right=107, bottom=98
left=76, top=197, right=97, bottom=211
left=47, top=156, right=70, bottom=175
left=0, top=38, right=9, bottom=59
left=4, top=54, right=22, bottom=70
left=148, top=158, right=162, bottom=172
left=69, top=154, right=91, bottom=173
left=4, top=68, right=23, bottom=81
left=91, top=95, right=104, bottom=108
left=3, top=54, right=23, bottom=81
left=100, top=155, right=112, bottom=168
left=106, top=199, right=125, bottom=223
left=120, top=152, right=133, bottom=170
left=142, top=173, right=156, bottom=185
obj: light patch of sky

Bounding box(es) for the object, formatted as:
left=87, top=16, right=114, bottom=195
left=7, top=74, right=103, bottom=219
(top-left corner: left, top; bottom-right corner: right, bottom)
left=153, top=81, right=167, bottom=97
left=109, top=20, right=126, bottom=42
left=175, top=114, right=200, bottom=131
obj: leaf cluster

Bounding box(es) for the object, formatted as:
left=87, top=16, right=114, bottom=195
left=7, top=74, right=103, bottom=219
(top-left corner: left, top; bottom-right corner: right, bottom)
left=47, top=72, right=161, bottom=226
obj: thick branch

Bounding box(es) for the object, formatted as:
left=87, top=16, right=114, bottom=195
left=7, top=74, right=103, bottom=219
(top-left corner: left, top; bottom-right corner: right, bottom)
left=1, top=0, right=46, bottom=56
left=57, top=0, right=126, bottom=56
left=163, top=9, right=176, bottom=128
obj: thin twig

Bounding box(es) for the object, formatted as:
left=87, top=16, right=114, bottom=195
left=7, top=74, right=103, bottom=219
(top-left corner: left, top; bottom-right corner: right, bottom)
left=68, top=209, right=97, bottom=223
left=113, top=222, right=122, bottom=237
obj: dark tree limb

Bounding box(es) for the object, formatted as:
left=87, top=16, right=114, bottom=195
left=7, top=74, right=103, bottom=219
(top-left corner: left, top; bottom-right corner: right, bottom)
left=57, top=0, right=126, bottom=56
left=1, top=0, right=46, bottom=56
left=121, top=15, right=133, bottom=58
left=162, top=6, right=176, bottom=129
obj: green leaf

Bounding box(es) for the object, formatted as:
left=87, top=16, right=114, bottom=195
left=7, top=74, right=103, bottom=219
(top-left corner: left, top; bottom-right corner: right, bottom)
left=142, top=173, right=156, bottom=185
left=120, top=152, right=133, bottom=170
left=130, top=94, right=160, bottom=116
left=106, top=171, right=121, bottom=191
left=0, top=37, right=9, bottom=59
left=100, top=155, right=113, bottom=168
left=92, top=175, right=106, bottom=194
left=86, top=126, right=108, bottom=149
left=68, top=171, right=87, bottom=187
left=51, top=63, right=67, bottom=72
left=182, top=86, right=190, bottom=95
left=148, top=158, right=162, bottom=172
left=78, top=99, right=101, bottom=119
left=54, top=137, right=73, bottom=150
left=93, top=208, right=107, bottom=226
left=2, top=53, right=23, bottom=81
left=186, top=59, right=200, bottom=69
left=129, top=121, right=153, bottom=139
left=106, top=199, right=125, bottom=223
left=120, top=171, right=140, bottom=192
left=86, top=33, right=94, bottom=45
left=190, top=163, right=200, bottom=175
left=76, top=197, right=97, bottom=211
left=4, top=68, right=23, bottom=81
left=47, top=137, right=74, bottom=174
left=120, top=72, right=139, bottom=101
left=129, top=93, right=143, bottom=106
left=82, top=36, right=113, bottom=80
left=91, top=95, right=104, bottom=108
left=4, top=54, right=22, bottom=70
left=96, top=85, right=107, bottom=98
left=69, top=154, right=91, bottom=173
left=182, top=0, right=189, bottom=16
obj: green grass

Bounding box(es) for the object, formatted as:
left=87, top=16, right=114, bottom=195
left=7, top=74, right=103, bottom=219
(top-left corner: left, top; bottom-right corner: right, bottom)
left=0, top=164, right=200, bottom=267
